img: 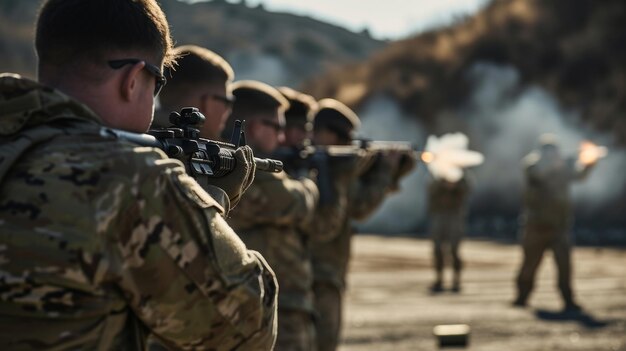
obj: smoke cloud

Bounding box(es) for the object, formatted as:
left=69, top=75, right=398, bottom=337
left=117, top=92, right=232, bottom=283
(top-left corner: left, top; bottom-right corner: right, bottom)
left=353, top=63, right=626, bottom=236
left=464, top=63, right=626, bottom=227
left=355, top=95, right=429, bottom=234
left=228, top=52, right=291, bottom=86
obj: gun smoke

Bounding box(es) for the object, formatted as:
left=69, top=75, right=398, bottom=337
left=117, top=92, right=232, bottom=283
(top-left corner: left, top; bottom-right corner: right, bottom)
left=464, top=63, right=626, bottom=235
left=355, top=95, right=429, bottom=234
left=228, top=52, right=292, bottom=86
left=354, top=63, right=626, bottom=239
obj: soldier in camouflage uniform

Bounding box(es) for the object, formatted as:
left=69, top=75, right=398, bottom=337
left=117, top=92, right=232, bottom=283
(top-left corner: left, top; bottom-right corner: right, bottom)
left=427, top=174, right=471, bottom=292
left=147, top=45, right=242, bottom=351
left=277, top=86, right=315, bottom=150
left=152, top=45, right=248, bottom=217
left=225, top=81, right=320, bottom=351
left=310, top=99, right=416, bottom=351
left=0, top=1, right=277, bottom=349
left=513, top=134, right=596, bottom=311
left=154, top=45, right=235, bottom=141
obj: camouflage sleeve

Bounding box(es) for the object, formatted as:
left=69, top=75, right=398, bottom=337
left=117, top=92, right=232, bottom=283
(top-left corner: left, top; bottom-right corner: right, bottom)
left=390, top=151, right=418, bottom=190
left=525, top=162, right=543, bottom=184
left=349, top=154, right=397, bottom=220
left=196, top=181, right=231, bottom=216
left=306, top=176, right=349, bottom=242
left=229, top=171, right=319, bottom=229
left=108, top=148, right=277, bottom=350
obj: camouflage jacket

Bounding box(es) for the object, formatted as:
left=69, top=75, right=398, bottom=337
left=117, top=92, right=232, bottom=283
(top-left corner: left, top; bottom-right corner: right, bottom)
left=428, top=176, right=470, bottom=215
left=0, top=74, right=277, bottom=350
left=522, top=155, right=593, bottom=229
left=311, top=153, right=397, bottom=289
left=227, top=170, right=318, bottom=314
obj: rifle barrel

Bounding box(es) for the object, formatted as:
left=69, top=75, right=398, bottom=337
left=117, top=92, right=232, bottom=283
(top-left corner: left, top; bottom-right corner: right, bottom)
left=254, top=158, right=283, bottom=173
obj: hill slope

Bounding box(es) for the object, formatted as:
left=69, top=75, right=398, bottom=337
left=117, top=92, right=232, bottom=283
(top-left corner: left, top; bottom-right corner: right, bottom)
left=0, top=0, right=384, bottom=86
left=304, top=0, right=626, bottom=143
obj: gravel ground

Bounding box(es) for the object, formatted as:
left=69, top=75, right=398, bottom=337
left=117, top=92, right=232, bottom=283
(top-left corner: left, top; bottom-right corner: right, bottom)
left=338, top=235, right=626, bottom=351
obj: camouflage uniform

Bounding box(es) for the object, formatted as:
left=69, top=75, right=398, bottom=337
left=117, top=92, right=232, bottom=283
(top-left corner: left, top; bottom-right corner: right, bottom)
left=311, top=154, right=398, bottom=351
left=514, top=148, right=593, bottom=309
left=0, top=75, right=278, bottom=350
left=428, top=176, right=470, bottom=291
left=227, top=170, right=319, bottom=351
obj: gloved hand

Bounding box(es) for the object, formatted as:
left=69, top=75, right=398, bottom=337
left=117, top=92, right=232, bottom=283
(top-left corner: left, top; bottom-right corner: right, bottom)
left=205, top=145, right=256, bottom=208
left=395, top=152, right=418, bottom=179
left=390, top=151, right=417, bottom=191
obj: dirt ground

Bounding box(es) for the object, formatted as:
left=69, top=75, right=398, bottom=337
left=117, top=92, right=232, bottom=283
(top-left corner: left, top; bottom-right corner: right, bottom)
left=338, top=235, right=626, bottom=351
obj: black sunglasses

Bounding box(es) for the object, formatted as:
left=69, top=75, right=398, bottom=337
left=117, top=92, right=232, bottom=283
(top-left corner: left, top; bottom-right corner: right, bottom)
left=208, top=94, right=235, bottom=107
left=260, top=119, right=285, bottom=132
left=108, top=59, right=167, bottom=96
left=202, top=94, right=235, bottom=108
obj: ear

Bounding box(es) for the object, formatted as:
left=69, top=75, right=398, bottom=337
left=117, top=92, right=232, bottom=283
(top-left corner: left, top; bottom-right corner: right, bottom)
left=120, top=61, right=146, bottom=102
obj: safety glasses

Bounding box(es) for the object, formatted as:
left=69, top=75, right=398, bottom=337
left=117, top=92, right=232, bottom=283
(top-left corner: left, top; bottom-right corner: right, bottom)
left=108, top=59, right=167, bottom=96
left=260, top=119, right=285, bottom=132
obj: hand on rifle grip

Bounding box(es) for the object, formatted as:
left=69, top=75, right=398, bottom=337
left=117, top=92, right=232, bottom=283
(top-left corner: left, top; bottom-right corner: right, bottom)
left=205, top=145, right=256, bottom=208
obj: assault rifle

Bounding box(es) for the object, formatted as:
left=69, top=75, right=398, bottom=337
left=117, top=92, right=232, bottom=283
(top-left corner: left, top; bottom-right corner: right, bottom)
left=354, top=138, right=432, bottom=170
left=104, top=107, right=283, bottom=178
left=272, top=145, right=370, bottom=205
left=274, top=138, right=426, bottom=204
left=354, top=138, right=422, bottom=155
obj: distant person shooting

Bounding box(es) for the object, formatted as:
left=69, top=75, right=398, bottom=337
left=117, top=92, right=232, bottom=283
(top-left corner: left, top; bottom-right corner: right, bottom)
left=513, top=134, right=606, bottom=311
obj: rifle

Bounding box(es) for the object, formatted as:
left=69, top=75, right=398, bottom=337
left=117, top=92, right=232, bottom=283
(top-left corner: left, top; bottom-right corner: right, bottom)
left=354, top=138, right=434, bottom=170
left=272, top=145, right=370, bottom=205
left=354, top=138, right=422, bottom=155
left=104, top=107, right=283, bottom=178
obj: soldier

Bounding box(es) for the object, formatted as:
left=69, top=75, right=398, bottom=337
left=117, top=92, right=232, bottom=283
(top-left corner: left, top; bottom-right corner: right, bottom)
left=155, top=45, right=234, bottom=140
left=278, top=86, right=316, bottom=149
left=151, top=45, right=246, bottom=215
left=225, top=81, right=320, bottom=351
left=0, top=0, right=277, bottom=349
left=427, top=174, right=471, bottom=292
left=310, top=99, right=416, bottom=351
left=513, top=134, right=597, bottom=311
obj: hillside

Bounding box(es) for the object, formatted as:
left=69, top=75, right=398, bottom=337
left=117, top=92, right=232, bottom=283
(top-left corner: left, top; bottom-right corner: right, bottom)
left=304, top=0, right=626, bottom=143
left=0, top=0, right=384, bottom=86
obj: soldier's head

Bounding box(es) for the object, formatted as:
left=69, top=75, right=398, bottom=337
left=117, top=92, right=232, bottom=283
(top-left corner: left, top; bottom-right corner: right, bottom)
left=229, top=80, right=289, bottom=154
left=158, top=45, right=235, bottom=139
left=278, top=87, right=317, bottom=148
left=312, top=98, right=360, bottom=146
left=35, top=0, right=175, bottom=132
left=539, top=133, right=561, bottom=160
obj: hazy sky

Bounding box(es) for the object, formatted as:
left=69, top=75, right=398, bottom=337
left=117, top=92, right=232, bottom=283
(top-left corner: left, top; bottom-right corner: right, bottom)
left=204, top=0, right=491, bottom=40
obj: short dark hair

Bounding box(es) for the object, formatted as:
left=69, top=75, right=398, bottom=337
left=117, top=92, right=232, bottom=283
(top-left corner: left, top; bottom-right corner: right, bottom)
left=160, top=45, right=234, bottom=108
left=231, top=80, right=289, bottom=119
left=313, top=98, right=360, bottom=141
left=36, top=0, right=175, bottom=76
left=278, top=86, right=317, bottom=129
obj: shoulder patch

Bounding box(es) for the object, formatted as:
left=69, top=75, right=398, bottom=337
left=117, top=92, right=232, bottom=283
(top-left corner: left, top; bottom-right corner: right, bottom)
left=173, top=171, right=225, bottom=214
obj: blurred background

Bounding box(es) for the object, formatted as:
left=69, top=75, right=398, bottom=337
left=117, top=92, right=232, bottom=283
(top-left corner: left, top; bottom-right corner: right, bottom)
left=2, top=0, right=625, bottom=244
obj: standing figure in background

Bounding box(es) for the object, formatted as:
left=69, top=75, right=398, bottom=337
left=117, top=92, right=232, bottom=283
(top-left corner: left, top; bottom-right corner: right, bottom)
left=428, top=174, right=471, bottom=292
left=514, top=134, right=598, bottom=311
left=311, top=99, right=416, bottom=351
